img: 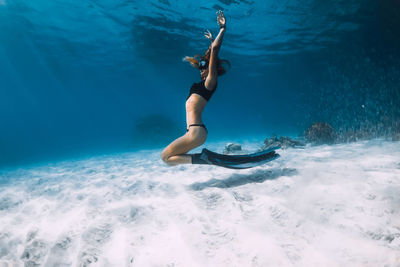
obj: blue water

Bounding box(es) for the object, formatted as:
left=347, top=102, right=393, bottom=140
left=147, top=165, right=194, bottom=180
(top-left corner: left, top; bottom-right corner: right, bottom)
left=1, top=0, right=399, bottom=168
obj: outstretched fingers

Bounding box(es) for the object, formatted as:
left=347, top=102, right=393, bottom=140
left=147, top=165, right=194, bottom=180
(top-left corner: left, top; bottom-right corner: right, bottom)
left=216, top=10, right=226, bottom=27
left=204, top=29, right=213, bottom=40
left=216, top=10, right=224, bottom=18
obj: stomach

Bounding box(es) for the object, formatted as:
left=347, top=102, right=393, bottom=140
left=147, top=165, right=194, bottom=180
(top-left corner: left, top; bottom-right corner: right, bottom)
left=185, top=94, right=208, bottom=125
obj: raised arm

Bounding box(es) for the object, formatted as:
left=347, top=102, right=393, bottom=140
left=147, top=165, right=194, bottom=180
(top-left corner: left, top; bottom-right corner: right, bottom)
left=205, top=10, right=226, bottom=90
left=211, top=11, right=226, bottom=50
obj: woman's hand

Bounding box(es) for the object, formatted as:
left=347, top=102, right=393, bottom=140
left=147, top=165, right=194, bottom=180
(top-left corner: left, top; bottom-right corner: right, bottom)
left=217, top=10, right=226, bottom=29
left=204, top=29, right=213, bottom=41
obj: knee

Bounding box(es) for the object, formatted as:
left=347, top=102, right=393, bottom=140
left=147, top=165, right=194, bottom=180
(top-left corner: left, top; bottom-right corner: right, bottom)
left=161, top=150, right=174, bottom=166
left=161, top=150, right=169, bottom=164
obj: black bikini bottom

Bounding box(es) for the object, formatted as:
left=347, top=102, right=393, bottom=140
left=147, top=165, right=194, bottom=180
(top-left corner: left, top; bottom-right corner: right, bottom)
left=186, top=123, right=207, bottom=132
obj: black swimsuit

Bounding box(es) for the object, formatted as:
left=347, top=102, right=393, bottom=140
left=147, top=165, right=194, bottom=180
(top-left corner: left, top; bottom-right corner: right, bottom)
left=187, top=80, right=217, bottom=102
left=186, top=80, right=217, bottom=132
left=187, top=123, right=207, bottom=132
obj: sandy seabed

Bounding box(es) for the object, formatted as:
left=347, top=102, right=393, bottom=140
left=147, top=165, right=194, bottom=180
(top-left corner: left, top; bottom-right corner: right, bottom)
left=0, top=139, right=399, bottom=266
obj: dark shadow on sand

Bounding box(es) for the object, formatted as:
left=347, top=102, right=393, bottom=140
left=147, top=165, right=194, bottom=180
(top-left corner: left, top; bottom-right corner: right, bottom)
left=189, top=168, right=298, bottom=191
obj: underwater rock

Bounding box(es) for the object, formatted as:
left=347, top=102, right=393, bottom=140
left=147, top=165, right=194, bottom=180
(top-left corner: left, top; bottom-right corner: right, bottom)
left=263, top=135, right=305, bottom=150
left=305, top=122, right=336, bottom=145
left=223, top=143, right=242, bottom=154
left=393, top=133, right=400, bottom=141
left=392, top=121, right=400, bottom=141
left=338, top=129, right=373, bottom=143
left=133, top=114, right=181, bottom=147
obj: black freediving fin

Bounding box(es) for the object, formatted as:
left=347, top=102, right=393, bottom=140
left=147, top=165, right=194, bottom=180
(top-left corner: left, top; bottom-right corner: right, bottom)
left=191, top=146, right=280, bottom=169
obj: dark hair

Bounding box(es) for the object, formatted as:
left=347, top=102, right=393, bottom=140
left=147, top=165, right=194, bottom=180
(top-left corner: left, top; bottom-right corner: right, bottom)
left=183, top=47, right=230, bottom=76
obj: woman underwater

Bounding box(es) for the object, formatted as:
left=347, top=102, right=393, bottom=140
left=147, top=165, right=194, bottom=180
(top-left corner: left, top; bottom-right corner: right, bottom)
left=161, top=10, right=229, bottom=166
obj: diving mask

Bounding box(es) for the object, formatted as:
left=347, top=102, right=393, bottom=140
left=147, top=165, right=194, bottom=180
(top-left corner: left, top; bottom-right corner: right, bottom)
left=198, top=58, right=209, bottom=70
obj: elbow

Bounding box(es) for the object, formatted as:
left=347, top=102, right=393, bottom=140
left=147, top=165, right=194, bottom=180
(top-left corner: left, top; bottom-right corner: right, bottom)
left=211, top=43, right=221, bottom=53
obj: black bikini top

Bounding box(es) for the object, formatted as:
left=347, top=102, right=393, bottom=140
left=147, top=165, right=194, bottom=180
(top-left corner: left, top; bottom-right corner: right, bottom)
left=187, top=80, right=217, bottom=101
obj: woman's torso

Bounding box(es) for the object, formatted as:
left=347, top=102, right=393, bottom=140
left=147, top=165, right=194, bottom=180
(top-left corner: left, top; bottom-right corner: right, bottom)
left=185, top=80, right=217, bottom=126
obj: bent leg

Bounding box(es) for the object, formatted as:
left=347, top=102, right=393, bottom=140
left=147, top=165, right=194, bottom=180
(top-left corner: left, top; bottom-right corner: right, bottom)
left=161, top=127, right=207, bottom=166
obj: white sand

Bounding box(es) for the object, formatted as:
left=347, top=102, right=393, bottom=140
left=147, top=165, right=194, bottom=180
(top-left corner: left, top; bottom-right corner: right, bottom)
left=0, top=139, right=399, bottom=266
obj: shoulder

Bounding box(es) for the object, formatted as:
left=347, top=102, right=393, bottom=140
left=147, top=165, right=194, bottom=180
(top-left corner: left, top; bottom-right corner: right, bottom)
left=204, top=79, right=217, bottom=91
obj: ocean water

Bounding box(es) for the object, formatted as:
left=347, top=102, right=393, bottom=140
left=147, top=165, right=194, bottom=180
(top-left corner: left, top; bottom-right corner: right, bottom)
left=0, top=139, right=399, bottom=266
left=1, top=0, right=399, bottom=167
left=1, top=0, right=400, bottom=266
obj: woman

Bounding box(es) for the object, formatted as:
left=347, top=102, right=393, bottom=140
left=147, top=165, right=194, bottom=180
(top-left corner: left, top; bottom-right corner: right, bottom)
left=161, top=10, right=228, bottom=166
